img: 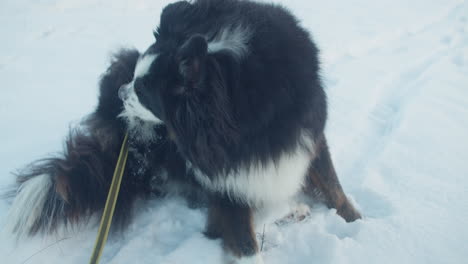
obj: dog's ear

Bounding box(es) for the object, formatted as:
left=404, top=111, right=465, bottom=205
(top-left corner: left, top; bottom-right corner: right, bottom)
left=177, top=34, right=208, bottom=88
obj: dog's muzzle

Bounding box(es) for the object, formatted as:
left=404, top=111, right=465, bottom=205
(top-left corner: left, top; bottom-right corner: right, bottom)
left=118, top=81, right=163, bottom=125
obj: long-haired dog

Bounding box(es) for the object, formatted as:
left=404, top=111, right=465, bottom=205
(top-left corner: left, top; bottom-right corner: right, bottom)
left=4, top=0, right=361, bottom=263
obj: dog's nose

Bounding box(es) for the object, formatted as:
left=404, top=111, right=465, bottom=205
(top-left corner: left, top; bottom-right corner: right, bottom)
left=118, top=83, right=131, bottom=101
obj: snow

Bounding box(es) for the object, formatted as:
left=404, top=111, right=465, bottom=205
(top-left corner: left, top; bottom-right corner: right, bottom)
left=1, top=0, right=467, bottom=263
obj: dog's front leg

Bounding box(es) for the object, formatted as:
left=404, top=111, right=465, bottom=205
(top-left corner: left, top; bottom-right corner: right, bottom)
left=204, top=196, right=263, bottom=264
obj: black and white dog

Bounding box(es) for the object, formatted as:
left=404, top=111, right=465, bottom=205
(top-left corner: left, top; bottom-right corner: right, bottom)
left=5, top=0, right=360, bottom=263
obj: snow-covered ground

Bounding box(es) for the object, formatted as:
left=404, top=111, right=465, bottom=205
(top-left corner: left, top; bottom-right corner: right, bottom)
left=1, top=0, right=467, bottom=263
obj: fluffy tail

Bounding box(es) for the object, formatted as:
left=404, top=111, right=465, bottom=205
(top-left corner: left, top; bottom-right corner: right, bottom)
left=4, top=49, right=143, bottom=237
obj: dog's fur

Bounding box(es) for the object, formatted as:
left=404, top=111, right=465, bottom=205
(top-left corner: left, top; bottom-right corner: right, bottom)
left=5, top=0, right=360, bottom=263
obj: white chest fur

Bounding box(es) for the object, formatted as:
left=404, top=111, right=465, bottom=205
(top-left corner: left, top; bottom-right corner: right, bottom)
left=192, top=139, right=314, bottom=206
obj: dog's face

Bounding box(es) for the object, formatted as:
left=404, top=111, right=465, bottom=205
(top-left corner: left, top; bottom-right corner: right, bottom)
left=119, top=35, right=238, bottom=173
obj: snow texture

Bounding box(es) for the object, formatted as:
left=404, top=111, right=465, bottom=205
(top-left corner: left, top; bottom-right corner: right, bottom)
left=1, top=0, right=468, bottom=263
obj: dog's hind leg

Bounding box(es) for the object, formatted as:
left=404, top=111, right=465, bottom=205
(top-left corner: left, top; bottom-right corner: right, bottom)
left=303, top=135, right=361, bottom=222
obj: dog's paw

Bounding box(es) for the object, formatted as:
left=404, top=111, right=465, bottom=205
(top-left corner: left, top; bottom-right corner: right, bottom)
left=337, top=201, right=362, bottom=222
left=224, top=252, right=264, bottom=264
left=275, top=203, right=311, bottom=226
left=290, top=203, right=311, bottom=221
left=239, top=254, right=264, bottom=264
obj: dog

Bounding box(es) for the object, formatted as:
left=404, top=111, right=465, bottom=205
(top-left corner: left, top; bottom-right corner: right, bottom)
left=5, top=0, right=361, bottom=263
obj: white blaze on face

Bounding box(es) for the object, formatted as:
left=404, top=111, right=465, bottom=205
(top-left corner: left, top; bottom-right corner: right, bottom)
left=119, top=53, right=163, bottom=124
left=134, top=54, right=158, bottom=78
left=208, top=25, right=252, bottom=60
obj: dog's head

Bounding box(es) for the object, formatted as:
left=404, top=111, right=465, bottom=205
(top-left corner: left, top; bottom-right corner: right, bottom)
left=119, top=32, right=244, bottom=173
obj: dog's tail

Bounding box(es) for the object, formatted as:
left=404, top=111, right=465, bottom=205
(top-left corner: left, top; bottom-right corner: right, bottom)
left=4, top=127, right=121, bottom=237
left=3, top=49, right=142, bottom=238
